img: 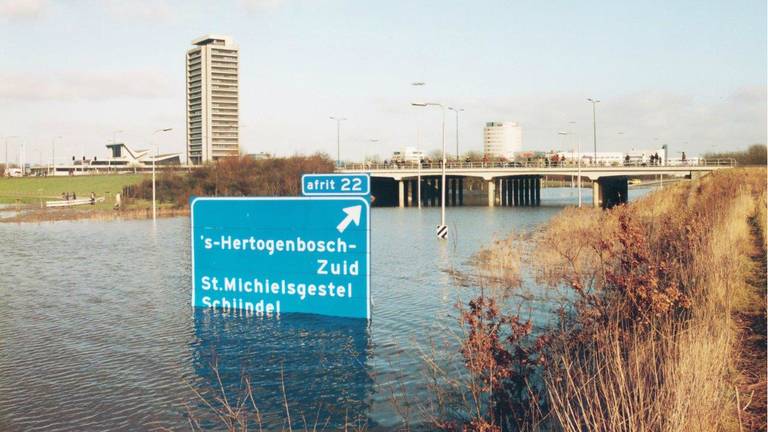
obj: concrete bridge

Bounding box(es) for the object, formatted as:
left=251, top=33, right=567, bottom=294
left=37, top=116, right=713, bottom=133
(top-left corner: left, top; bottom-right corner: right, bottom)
left=337, top=160, right=734, bottom=208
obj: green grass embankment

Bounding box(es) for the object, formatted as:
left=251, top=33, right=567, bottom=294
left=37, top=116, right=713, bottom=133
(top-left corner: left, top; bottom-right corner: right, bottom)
left=0, top=174, right=147, bottom=209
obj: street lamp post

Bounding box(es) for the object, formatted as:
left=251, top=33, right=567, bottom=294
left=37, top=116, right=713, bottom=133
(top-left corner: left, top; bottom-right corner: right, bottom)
left=4, top=136, right=18, bottom=176
left=51, top=136, right=62, bottom=176
left=559, top=130, right=582, bottom=208
left=412, top=102, right=446, bottom=238
left=152, top=128, right=173, bottom=223
left=366, top=139, right=379, bottom=165
left=329, top=116, right=346, bottom=167
left=411, top=82, right=426, bottom=208
left=448, top=107, right=464, bottom=162
left=587, top=98, right=600, bottom=164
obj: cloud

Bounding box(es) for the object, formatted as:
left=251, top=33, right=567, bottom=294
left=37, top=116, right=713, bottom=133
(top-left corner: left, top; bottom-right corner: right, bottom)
left=0, top=70, right=176, bottom=101
left=103, top=0, right=171, bottom=22
left=0, top=0, right=46, bottom=20
left=239, top=0, right=285, bottom=12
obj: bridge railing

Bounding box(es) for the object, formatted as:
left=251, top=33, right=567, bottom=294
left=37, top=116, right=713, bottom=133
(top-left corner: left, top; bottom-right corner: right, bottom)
left=338, top=158, right=736, bottom=171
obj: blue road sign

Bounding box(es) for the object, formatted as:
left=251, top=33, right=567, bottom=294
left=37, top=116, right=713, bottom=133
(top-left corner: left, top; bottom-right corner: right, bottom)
left=302, top=173, right=370, bottom=196
left=191, top=197, right=370, bottom=320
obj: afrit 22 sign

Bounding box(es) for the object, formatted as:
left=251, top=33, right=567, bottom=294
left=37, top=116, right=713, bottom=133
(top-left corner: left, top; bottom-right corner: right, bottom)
left=302, top=173, right=370, bottom=197
left=191, top=197, right=370, bottom=319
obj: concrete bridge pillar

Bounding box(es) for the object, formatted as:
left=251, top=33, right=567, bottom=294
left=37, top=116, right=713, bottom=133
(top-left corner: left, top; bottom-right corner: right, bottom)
left=398, top=180, right=405, bottom=208
left=487, top=180, right=495, bottom=207
left=503, top=178, right=509, bottom=206
left=432, top=179, right=438, bottom=206
left=592, top=181, right=601, bottom=208
left=459, top=178, right=464, bottom=206
left=595, top=176, right=628, bottom=208
left=451, top=178, right=457, bottom=206
left=534, top=176, right=541, bottom=206
left=512, top=177, right=519, bottom=206
left=522, top=176, right=530, bottom=206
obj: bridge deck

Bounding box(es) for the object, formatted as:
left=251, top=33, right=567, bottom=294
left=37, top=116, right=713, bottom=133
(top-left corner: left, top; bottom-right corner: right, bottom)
left=338, top=160, right=734, bottom=180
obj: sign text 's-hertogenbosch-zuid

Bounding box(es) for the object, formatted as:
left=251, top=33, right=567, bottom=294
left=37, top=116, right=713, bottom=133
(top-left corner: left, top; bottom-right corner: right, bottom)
left=191, top=197, right=370, bottom=319
left=302, top=173, right=370, bottom=196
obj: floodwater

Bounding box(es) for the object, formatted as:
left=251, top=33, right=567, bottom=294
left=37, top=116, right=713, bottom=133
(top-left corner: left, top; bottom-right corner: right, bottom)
left=0, top=188, right=647, bottom=431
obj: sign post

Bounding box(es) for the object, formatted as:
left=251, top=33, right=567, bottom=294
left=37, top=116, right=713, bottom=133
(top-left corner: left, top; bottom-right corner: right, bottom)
left=191, top=196, right=370, bottom=319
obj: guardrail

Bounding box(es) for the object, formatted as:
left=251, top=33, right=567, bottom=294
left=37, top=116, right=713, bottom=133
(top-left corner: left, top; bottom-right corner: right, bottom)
left=338, top=158, right=736, bottom=171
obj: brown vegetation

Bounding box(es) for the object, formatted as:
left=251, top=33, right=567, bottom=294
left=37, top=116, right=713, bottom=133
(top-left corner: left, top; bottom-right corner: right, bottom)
left=705, top=144, right=767, bottom=166
left=451, top=168, right=767, bottom=431
left=125, top=154, right=335, bottom=207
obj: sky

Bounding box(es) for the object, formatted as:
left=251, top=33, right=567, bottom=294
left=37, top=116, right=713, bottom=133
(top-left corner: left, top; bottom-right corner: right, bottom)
left=0, top=0, right=765, bottom=165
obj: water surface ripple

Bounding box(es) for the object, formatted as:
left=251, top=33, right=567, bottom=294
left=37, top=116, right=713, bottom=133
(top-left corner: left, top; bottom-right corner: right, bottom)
left=0, top=188, right=644, bottom=430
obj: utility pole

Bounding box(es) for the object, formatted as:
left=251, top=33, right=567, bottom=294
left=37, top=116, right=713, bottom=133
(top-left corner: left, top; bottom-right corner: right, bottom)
left=329, top=116, right=346, bottom=167
left=411, top=82, right=426, bottom=208
left=411, top=102, right=447, bottom=239
left=151, top=128, right=173, bottom=223
left=587, top=98, right=600, bottom=164
left=448, top=107, right=463, bottom=161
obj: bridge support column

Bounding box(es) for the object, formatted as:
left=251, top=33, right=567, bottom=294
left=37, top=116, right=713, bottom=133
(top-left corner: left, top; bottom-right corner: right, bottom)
left=404, top=180, right=411, bottom=207
left=487, top=180, right=495, bottom=207
left=512, top=177, right=519, bottom=206
left=501, top=178, right=506, bottom=206
left=398, top=180, right=405, bottom=208
left=523, top=176, right=530, bottom=206
left=432, top=179, right=438, bottom=206
left=592, top=181, right=601, bottom=208
left=459, top=178, right=464, bottom=206
left=534, top=176, right=541, bottom=206
left=451, top=178, right=457, bottom=206
left=596, top=176, right=628, bottom=208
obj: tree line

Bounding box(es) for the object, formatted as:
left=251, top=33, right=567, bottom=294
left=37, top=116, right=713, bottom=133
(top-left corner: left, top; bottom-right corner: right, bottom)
left=705, top=143, right=766, bottom=165
left=123, top=154, right=335, bottom=207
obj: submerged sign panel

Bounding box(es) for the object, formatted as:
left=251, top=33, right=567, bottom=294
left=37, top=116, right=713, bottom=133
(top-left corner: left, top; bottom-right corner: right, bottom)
left=302, top=173, right=370, bottom=197
left=191, top=197, right=370, bottom=319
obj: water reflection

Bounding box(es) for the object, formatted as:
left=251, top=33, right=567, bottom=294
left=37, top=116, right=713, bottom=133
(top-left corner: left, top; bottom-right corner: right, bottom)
left=190, top=309, right=374, bottom=429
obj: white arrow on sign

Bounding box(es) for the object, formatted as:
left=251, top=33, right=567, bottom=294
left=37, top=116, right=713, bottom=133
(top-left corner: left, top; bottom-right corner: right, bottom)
left=336, top=205, right=362, bottom=233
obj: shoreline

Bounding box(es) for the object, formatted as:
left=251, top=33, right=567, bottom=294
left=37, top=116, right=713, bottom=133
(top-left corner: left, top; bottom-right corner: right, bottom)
left=0, top=206, right=190, bottom=223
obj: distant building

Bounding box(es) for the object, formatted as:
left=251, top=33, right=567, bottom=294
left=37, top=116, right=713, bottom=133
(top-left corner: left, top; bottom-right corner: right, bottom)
left=483, top=122, right=522, bottom=160
left=100, top=143, right=181, bottom=167
left=29, top=142, right=182, bottom=176
left=392, top=147, right=424, bottom=163
left=186, top=34, right=240, bottom=165
left=553, top=151, right=625, bottom=165
left=246, top=152, right=272, bottom=160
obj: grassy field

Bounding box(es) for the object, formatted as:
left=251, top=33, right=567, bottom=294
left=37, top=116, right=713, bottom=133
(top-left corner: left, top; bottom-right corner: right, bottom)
left=0, top=174, right=147, bottom=205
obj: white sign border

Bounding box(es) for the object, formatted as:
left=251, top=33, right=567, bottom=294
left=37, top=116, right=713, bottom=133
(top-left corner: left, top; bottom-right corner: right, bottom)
left=301, top=173, right=371, bottom=196
left=190, top=196, right=372, bottom=320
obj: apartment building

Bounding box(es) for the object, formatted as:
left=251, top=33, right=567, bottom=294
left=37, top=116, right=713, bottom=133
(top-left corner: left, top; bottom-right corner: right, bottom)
left=186, top=34, right=240, bottom=164
left=483, top=121, right=522, bottom=160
